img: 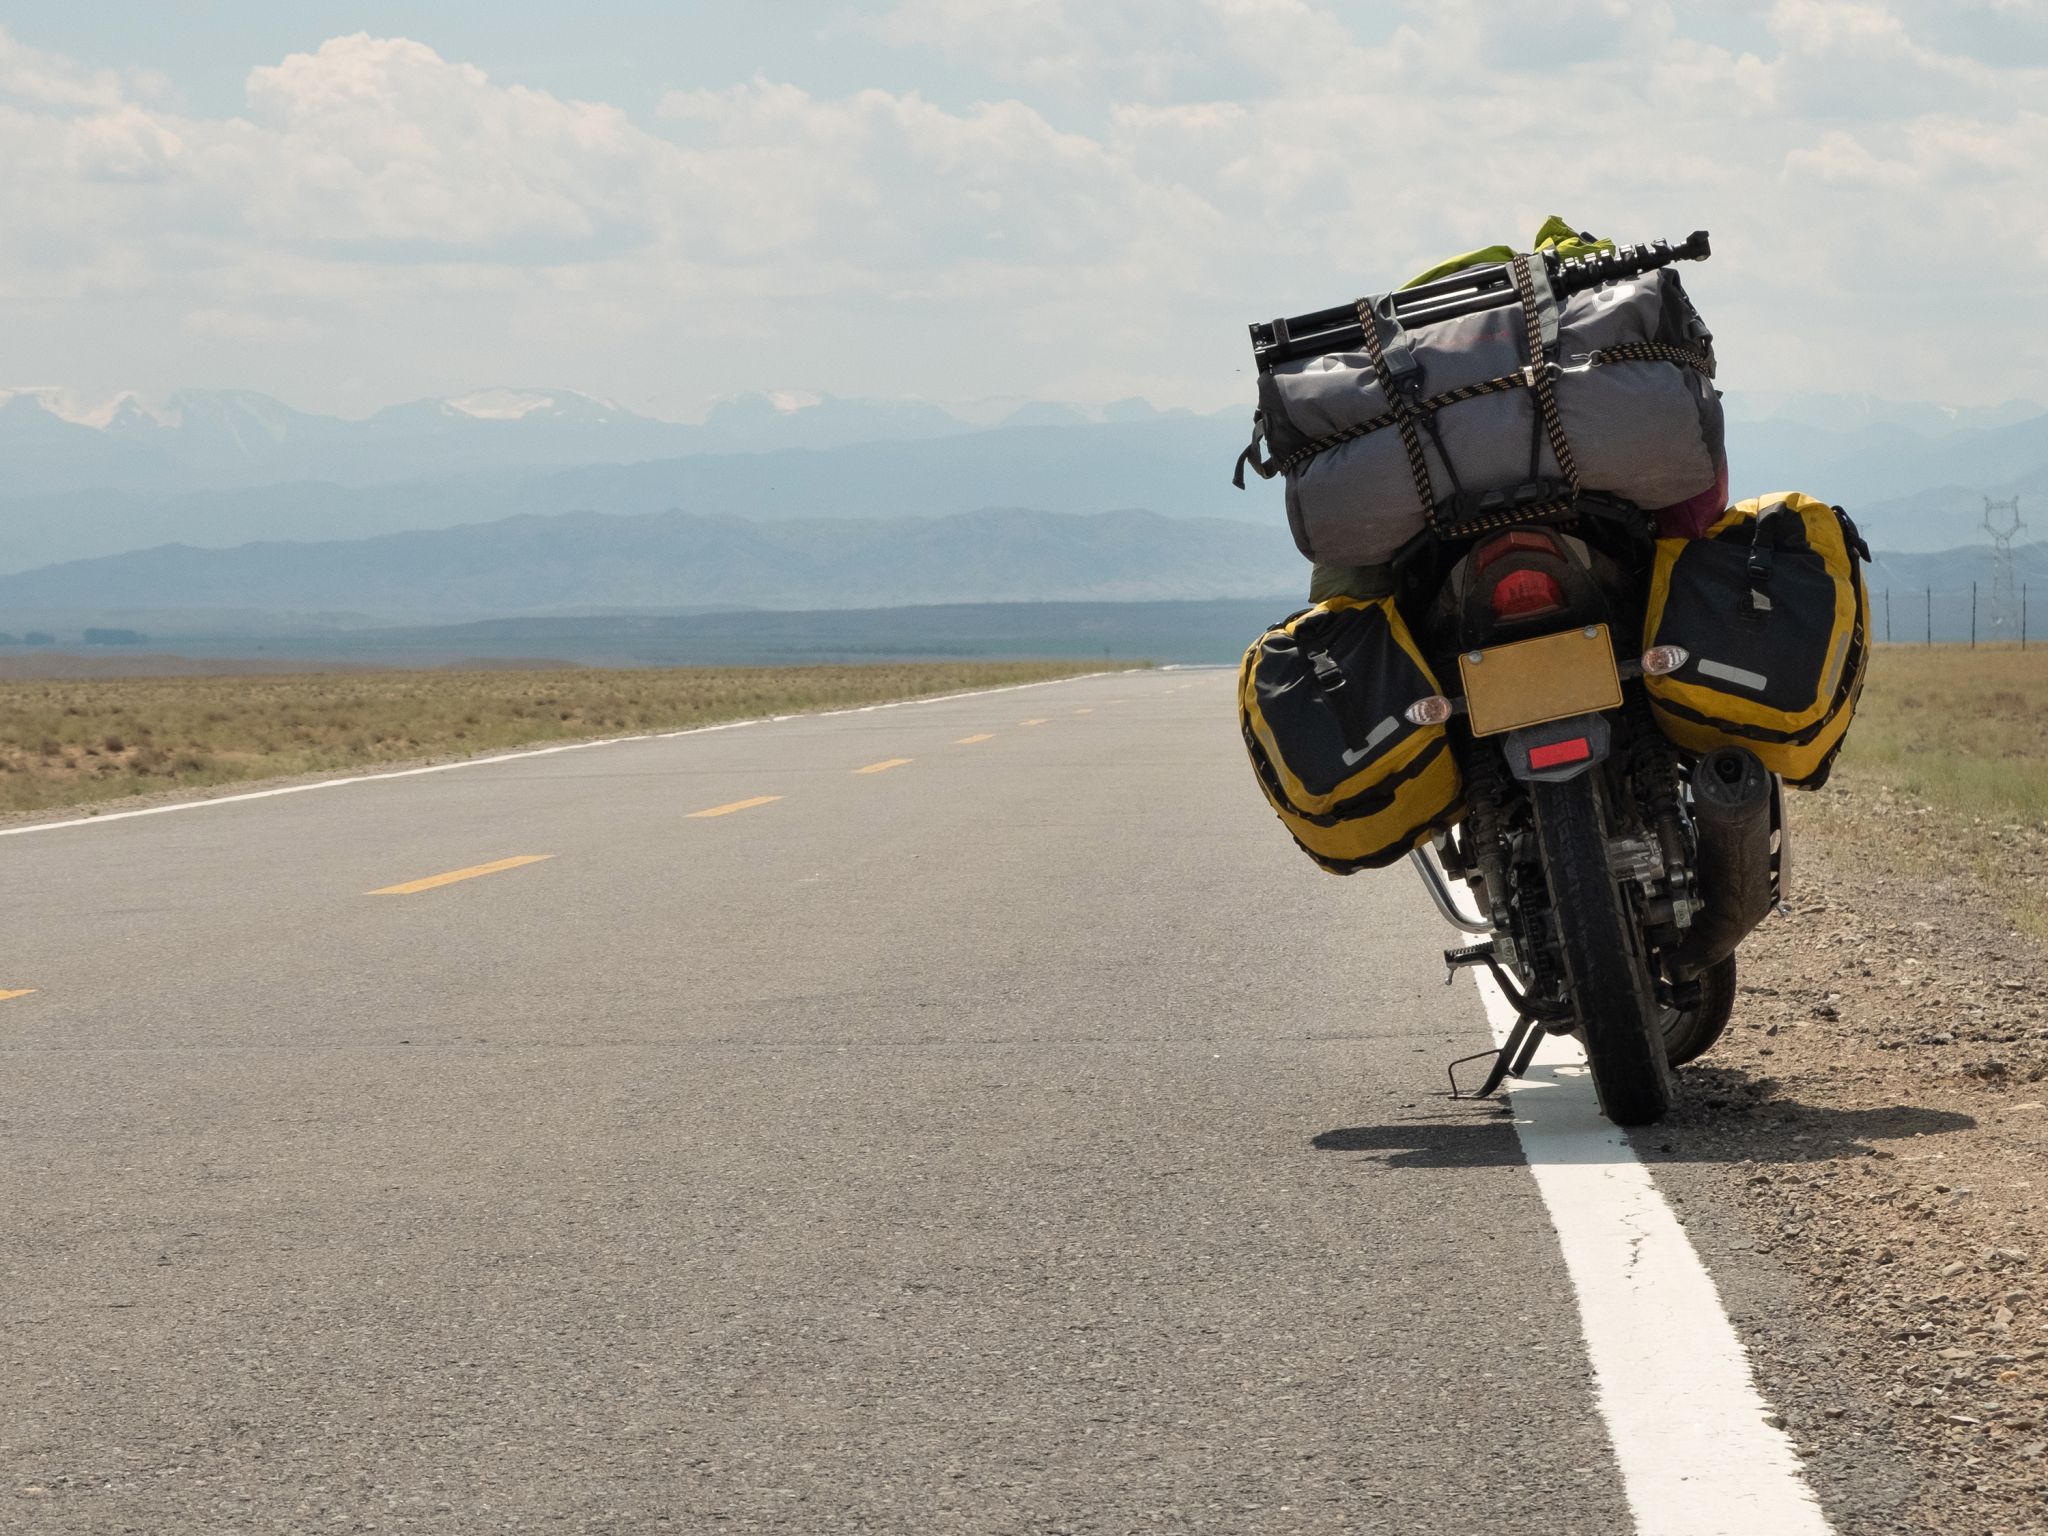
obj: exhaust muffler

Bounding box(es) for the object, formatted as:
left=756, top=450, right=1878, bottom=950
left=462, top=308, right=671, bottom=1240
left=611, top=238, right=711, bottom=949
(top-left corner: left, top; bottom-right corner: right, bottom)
left=1673, top=745, right=1776, bottom=978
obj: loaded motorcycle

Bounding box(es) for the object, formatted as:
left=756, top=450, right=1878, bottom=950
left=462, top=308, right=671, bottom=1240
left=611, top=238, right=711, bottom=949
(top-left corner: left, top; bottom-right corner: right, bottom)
left=1236, top=233, right=1865, bottom=1126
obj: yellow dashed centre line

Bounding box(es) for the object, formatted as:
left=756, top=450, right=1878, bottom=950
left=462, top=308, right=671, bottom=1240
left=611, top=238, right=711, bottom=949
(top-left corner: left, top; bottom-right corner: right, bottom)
left=368, top=855, right=553, bottom=896
left=855, top=758, right=914, bottom=774
left=1021, top=718, right=1048, bottom=727
left=1073, top=708, right=1093, bottom=715
left=689, top=795, right=785, bottom=819
left=0, top=989, right=36, bottom=1003
left=955, top=734, right=995, bottom=745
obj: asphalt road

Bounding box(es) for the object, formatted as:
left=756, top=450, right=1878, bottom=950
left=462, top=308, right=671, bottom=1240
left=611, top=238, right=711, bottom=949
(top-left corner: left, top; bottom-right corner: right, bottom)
left=3, top=669, right=1655, bottom=1532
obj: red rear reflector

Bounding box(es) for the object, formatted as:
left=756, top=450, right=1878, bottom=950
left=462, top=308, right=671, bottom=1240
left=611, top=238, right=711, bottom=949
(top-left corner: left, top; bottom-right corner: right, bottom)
left=1528, top=737, right=1592, bottom=770
left=1489, top=569, right=1566, bottom=618
left=1474, top=530, right=1558, bottom=575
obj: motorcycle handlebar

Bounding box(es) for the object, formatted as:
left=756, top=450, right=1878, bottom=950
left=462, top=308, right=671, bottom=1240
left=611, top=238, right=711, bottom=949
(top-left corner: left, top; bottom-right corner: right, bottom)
left=1248, top=230, right=1710, bottom=372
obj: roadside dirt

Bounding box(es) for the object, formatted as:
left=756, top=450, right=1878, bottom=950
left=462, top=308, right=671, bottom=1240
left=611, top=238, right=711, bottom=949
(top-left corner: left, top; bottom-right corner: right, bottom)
left=1659, top=781, right=2048, bottom=1535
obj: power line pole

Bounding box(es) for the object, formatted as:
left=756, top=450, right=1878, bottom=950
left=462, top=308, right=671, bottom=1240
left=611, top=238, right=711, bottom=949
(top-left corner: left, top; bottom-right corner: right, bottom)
left=1986, top=496, right=2025, bottom=643
left=1927, top=586, right=1933, bottom=646
left=1884, top=588, right=1892, bottom=644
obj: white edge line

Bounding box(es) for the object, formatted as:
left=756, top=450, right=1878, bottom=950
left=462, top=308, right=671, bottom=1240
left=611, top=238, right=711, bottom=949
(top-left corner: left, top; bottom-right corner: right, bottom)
left=0, top=668, right=1147, bottom=840
left=1470, top=971, right=1835, bottom=1536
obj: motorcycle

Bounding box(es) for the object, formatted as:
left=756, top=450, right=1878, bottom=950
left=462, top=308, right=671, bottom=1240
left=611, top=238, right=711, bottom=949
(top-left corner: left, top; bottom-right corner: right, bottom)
left=1250, top=233, right=1786, bottom=1126
left=1401, top=497, right=1786, bottom=1125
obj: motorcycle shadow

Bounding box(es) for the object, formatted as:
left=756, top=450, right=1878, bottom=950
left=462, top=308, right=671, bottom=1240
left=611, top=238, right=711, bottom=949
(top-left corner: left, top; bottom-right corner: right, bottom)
left=1309, top=1117, right=1531, bottom=1170
left=1310, top=1067, right=1976, bottom=1170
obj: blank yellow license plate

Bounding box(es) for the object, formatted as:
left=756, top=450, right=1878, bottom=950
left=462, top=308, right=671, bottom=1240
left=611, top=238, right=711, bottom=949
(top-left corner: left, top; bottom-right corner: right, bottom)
left=1458, top=625, right=1623, bottom=738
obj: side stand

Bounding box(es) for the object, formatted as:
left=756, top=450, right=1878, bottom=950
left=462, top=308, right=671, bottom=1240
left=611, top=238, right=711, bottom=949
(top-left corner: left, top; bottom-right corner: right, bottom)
left=1447, top=1011, right=1546, bottom=1100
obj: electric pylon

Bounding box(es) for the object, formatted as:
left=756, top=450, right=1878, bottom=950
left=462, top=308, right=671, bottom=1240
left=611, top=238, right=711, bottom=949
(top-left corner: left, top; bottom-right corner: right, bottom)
left=1985, top=496, right=2025, bottom=640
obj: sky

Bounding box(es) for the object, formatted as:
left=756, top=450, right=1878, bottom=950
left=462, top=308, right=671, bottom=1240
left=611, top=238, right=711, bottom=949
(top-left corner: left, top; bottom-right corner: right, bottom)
left=2, top=0, right=2045, bottom=421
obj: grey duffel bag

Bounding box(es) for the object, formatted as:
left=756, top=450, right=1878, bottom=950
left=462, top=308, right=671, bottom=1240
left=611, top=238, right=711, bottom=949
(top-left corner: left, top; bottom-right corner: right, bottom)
left=1235, top=249, right=1725, bottom=564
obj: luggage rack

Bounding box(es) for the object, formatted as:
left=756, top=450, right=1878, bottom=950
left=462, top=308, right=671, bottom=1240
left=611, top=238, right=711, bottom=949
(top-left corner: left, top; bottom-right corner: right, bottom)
left=1249, top=231, right=1710, bottom=373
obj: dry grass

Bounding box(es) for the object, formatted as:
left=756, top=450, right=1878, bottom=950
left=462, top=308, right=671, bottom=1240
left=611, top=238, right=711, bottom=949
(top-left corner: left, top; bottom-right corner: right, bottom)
left=1797, top=645, right=2048, bottom=933
left=1835, top=645, right=2048, bottom=822
left=0, top=662, right=1112, bottom=817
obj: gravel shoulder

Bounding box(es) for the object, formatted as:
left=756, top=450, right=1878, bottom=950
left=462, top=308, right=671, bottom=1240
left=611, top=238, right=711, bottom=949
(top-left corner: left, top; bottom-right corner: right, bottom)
left=1652, top=781, right=2048, bottom=1536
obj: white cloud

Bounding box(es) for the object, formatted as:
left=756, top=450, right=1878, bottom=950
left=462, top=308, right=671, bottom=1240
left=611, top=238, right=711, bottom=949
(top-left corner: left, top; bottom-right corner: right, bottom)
left=181, top=306, right=317, bottom=341
left=871, top=0, right=1231, bottom=97
left=875, top=0, right=1102, bottom=91
left=1785, top=128, right=1924, bottom=183
left=235, top=35, right=673, bottom=247
left=67, top=103, right=184, bottom=182
left=0, top=28, right=125, bottom=110
left=655, top=80, right=1223, bottom=278
left=0, top=7, right=2043, bottom=413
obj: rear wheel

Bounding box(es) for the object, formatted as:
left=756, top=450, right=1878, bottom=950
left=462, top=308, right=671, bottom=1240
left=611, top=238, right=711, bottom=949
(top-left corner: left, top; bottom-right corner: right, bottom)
left=1530, top=772, right=1674, bottom=1126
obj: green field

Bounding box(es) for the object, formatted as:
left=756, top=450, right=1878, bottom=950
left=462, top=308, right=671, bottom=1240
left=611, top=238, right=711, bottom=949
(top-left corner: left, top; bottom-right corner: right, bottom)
left=0, top=662, right=1113, bottom=817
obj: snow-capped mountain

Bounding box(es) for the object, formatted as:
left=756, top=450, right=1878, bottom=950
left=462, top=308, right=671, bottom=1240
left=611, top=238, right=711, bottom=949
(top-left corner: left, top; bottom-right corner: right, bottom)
left=0, top=385, right=986, bottom=496
left=439, top=388, right=624, bottom=423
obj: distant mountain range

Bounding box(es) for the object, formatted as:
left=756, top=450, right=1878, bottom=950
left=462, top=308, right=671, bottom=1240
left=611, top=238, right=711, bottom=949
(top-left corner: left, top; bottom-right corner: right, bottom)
left=0, top=385, right=988, bottom=494
left=0, top=384, right=1216, bottom=498
left=1725, top=410, right=2048, bottom=548
left=0, top=506, right=1307, bottom=620
left=1863, top=542, right=2048, bottom=598
left=1, top=383, right=2045, bottom=599
left=1721, top=391, right=2044, bottom=436
left=0, top=414, right=1257, bottom=575
left=4, top=481, right=2036, bottom=649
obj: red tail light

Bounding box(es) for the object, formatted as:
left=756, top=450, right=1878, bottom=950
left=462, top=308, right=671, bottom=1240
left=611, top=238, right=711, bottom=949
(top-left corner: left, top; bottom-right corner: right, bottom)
left=1489, top=568, right=1566, bottom=619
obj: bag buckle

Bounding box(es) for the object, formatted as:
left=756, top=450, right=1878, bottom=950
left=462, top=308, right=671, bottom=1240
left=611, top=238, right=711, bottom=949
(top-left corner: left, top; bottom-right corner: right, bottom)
left=1368, top=295, right=1428, bottom=407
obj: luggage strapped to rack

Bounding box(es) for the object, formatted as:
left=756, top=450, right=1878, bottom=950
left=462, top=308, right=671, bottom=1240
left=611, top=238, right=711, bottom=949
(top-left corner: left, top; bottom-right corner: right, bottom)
left=1234, top=233, right=1717, bottom=548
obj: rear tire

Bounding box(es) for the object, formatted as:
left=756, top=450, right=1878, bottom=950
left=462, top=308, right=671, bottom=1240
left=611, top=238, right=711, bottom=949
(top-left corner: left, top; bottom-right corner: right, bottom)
left=1530, top=772, right=1674, bottom=1126
left=1664, top=953, right=1737, bottom=1067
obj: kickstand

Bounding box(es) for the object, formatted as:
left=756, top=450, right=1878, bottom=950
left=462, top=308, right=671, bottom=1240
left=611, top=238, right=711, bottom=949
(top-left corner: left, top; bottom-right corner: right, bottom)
left=1447, top=1012, right=1545, bottom=1100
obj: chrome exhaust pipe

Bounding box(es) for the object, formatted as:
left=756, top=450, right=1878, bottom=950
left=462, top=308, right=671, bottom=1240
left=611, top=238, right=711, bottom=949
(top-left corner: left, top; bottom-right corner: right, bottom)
left=1673, top=746, right=1776, bottom=978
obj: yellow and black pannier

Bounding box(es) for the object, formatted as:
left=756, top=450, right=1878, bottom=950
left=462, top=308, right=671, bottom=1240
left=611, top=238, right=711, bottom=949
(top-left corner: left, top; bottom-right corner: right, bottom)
left=1239, top=596, right=1463, bottom=873
left=1643, top=491, right=1869, bottom=787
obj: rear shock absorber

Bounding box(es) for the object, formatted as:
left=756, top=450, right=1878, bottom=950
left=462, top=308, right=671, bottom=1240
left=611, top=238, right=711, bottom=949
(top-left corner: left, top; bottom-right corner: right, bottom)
left=1451, top=727, right=1515, bottom=955
left=1625, top=685, right=1694, bottom=930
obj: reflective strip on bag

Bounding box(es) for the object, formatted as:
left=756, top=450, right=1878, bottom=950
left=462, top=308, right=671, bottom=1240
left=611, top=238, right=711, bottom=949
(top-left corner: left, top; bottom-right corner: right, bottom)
left=1696, top=658, right=1769, bottom=692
